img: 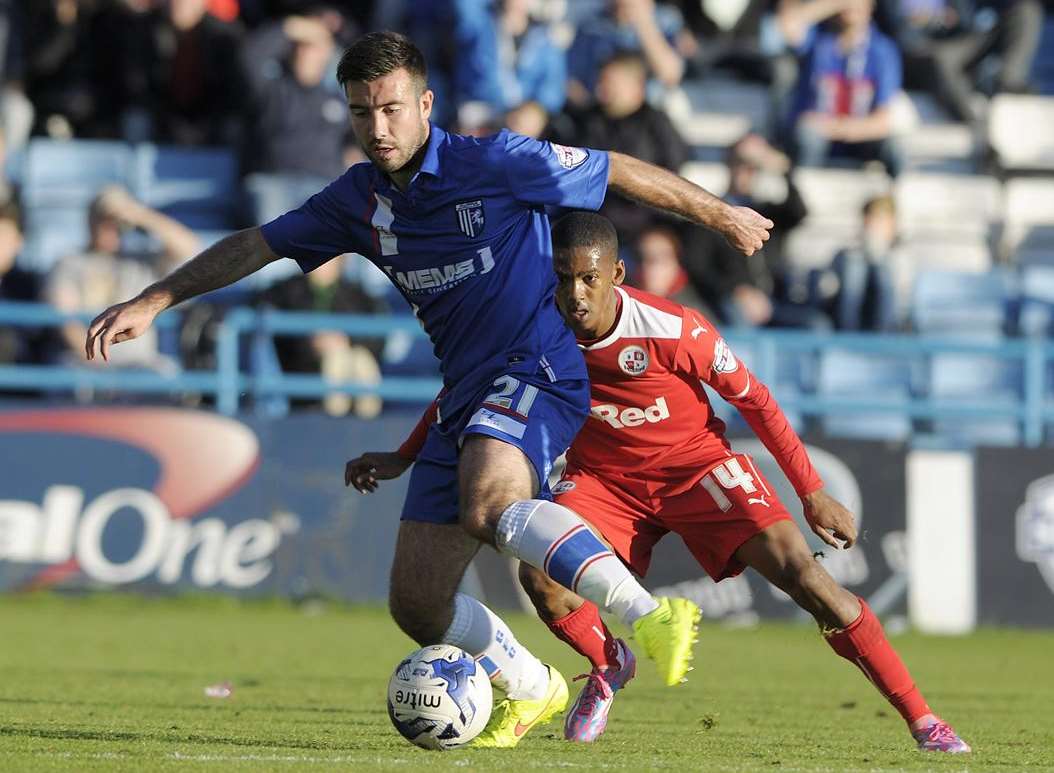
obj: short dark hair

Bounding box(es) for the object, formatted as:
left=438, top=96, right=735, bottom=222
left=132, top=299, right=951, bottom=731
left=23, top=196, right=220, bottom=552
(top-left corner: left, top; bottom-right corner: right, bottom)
left=551, top=212, right=619, bottom=261
left=601, top=50, right=647, bottom=78
left=336, top=31, right=427, bottom=90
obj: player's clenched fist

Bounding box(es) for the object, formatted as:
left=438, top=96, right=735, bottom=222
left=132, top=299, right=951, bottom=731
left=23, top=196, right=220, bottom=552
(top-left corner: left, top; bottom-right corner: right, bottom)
left=721, top=205, right=774, bottom=257
left=801, top=488, right=857, bottom=549
left=85, top=295, right=165, bottom=362
left=345, top=451, right=412, bottom=493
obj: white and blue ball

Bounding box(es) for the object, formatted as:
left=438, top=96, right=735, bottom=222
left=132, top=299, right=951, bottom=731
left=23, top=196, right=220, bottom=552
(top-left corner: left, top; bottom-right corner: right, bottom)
left=386, top=644, right=493, bottom=750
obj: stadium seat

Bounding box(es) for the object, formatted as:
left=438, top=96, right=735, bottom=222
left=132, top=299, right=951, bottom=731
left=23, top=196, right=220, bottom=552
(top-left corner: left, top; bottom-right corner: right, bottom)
left=912, top=269, right=1014, bottom=335
left=19, top=225, right=88, bottom=272
left=1019, top=266, right=1054, bottom=337
left=894, top=172, right=1001, bottom=240
left=783, top=222, right=857, bottom=271
left=928, top=353, right=1023, bottom=446
left=792, top=168, right=891, bottom=229
left=1002, top=178, right=1054, bottom=265
left=680, top=162, right=730, bottom=196
left=134, top=144, right=241, bottom=229
left=818, top=349, right=916, bottom=440
left=22, top=139, right=133, bottom=208
left=898, top=123, right=975, bottom=174
left=989, top=95, right=1054, bottom=172
left=898, top=236, right=992, bottom=274
left=678, top=79, right=770, bottom=135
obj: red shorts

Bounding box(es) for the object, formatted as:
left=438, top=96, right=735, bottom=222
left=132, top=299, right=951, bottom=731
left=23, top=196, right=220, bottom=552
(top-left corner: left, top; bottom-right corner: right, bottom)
left=553, top=453, right=792, bottom=581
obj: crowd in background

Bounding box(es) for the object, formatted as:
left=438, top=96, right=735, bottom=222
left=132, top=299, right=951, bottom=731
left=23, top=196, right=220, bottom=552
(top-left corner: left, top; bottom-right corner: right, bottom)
left=0, top=0, right=1051, bottom=414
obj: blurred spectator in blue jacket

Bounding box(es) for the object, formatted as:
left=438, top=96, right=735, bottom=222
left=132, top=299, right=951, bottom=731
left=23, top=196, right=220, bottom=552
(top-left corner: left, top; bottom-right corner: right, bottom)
left=782, top=0, right=904, bottom=176
left=823, top=194, right=899, bottom=330
left=243, top=12, right=351, bottom=224
left=454, top=0, right=568, bottom=115
left=877, top=0, right=1043, bottom=123
left=567, top=0, right=685, bottom=105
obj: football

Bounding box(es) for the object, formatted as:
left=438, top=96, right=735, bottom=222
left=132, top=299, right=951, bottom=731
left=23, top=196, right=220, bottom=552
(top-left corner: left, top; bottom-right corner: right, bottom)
left=386, top=644, right=493, bottom=750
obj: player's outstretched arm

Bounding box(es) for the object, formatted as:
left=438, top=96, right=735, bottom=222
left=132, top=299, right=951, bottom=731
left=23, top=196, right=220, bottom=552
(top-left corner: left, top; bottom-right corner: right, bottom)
left=85, top=227, right=280, bottom=361
left=607, top=152, right=773, bottom=256
left=801, top=489, right=858, bottom=549
left=345, top=452, right=413, bottom=493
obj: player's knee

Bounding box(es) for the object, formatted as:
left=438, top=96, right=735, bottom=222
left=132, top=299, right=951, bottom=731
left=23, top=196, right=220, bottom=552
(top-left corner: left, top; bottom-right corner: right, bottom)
left=458, top=500, right=506, bottom=545
left=388, top=585, right=449, bottom=645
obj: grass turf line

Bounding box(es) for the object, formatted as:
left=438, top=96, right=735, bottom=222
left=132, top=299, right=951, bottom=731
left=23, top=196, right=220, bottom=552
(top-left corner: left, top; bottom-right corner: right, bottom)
left=0, top=593, right=1051, bottom=772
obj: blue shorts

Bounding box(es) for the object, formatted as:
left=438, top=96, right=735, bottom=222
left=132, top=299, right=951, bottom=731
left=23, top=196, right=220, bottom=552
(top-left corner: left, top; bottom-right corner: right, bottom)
left=400, top=372, right=589, bottom=525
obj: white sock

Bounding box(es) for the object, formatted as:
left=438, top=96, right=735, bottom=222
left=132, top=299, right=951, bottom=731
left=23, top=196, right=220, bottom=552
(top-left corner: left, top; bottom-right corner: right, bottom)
left=495, top=499, right=658, bottom=627
left=442, top=593, right=550, bottom=700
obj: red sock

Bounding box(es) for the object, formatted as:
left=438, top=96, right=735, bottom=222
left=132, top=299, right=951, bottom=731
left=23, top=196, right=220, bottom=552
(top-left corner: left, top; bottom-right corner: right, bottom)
left=825, top=598, right=932, bottom=726
left=546, top=601, right=621, bottom=671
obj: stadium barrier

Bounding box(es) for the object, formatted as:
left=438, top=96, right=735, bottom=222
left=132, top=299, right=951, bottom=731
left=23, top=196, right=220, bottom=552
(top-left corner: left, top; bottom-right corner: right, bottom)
left=2, top=301, right=1053, bottom=444
left=0, top=406, right=1051, bottom=630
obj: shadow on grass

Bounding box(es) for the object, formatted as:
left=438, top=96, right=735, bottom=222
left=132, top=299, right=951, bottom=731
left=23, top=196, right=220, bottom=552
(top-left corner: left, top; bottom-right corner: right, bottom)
left=0, top=725, right=390, bottom=752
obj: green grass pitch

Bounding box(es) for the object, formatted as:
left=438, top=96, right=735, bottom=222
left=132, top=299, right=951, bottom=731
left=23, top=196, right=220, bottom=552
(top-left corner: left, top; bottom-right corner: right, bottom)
left=0, top=593, right=1052, bottom=772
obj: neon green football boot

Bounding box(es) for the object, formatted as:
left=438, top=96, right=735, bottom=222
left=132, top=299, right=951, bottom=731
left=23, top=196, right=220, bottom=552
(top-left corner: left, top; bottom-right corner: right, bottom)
left=472, top=665, right=569, bottom=748
left=632, top=597, right=701, bottom=686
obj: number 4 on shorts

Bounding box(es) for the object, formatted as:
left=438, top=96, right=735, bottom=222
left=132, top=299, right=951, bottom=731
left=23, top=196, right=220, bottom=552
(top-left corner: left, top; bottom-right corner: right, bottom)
left=701, top=458, right=757, bottom=512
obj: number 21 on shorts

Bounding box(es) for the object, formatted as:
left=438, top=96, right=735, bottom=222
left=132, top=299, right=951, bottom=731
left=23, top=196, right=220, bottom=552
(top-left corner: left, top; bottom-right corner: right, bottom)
left=701, top=458, right=758, bottom=512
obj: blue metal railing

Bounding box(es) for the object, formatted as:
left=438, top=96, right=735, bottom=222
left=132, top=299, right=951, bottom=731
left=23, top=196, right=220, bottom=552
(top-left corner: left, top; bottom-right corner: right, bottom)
left=2, top=302, right=1052, bottom=445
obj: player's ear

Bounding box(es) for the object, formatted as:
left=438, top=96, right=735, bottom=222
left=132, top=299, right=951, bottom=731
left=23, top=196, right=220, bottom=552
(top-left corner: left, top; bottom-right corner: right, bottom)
left=420, top=88, right=434, bottom=120
left=612, top=259, right=626, bottom=287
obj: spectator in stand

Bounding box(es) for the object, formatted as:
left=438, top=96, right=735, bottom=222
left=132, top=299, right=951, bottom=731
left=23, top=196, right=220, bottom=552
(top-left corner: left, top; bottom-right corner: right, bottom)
left=453, top=0, right=568, bottom=115
left=567, top=0, right=685, bottom=105
left=557, top=51, right=690, bottom=246
left=674, top=0, right=783, bottom=82
left=45, top=186, right=199, bottom=369
left=781, top=0, right=904, bottom=176
left=821, top=194, right=900, bottom=330
left=23, top=0, right=104, bottom=138
left=0, top=1, right=33, bottom=151
left=242, top=12, right=351, bottom=224
left=877, top=0, right=1043, bottom=124
left=256, top=254, right=387, bottom=418
left=0, top=201, right=43, bottom=365
left=634, top=223, right=716, bottom=317
left=504, top=100, right=551, bottom=139
left=113, top=0, right=247, bottom=145
left=682, top=132, right=823, bottom=329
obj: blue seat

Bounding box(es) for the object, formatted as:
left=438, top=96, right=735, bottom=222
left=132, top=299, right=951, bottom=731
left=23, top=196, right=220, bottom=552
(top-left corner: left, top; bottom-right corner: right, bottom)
left=912, top=269, right=1014, bottom=335
left=134, top=145, right=240, bottom=228
left=1018, top=266, right=1054, bottom=337
left=22, top=139, right=133, bottom=207
left=818, top=350, right=915, bottom=440
left=928, top=352, right=1022, bottom=446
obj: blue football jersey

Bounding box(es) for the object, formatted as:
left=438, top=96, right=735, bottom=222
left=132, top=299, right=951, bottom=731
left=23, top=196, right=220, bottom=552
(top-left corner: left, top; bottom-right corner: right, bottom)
left=260, top=124, right=610, bottom=420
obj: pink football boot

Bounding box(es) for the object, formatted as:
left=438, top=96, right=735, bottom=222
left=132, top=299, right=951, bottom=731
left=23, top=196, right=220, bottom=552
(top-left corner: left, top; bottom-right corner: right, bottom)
left=563, top=639, right=637, bottom=743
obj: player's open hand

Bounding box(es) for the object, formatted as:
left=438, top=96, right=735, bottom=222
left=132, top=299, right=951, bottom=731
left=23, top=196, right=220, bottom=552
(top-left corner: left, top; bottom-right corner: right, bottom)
left=85, top=295, right=165, bottom=362
left=345, top=451, right=412, bottom=493
left=801, top=489, right=857, bottom=549
left=722, top=205, right=773, bottom=257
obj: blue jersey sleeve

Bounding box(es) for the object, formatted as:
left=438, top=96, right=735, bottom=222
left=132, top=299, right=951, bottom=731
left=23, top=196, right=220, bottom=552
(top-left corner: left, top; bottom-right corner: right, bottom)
left=259, top=170, right=367, bottom=273
left=501, top=131, right=609, bottom=211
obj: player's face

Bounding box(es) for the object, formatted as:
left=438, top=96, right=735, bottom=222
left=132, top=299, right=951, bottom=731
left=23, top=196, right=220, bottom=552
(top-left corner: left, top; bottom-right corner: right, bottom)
left=554, top=246, right=625, bottom=339
left=345, top=68, right=433, bottom=176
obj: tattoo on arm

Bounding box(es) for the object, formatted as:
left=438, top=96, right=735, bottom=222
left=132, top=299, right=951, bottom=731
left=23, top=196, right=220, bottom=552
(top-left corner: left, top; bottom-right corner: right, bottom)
left=607, top=152, right=729, bottom=231
left=144, top=227, right=279, bottom=308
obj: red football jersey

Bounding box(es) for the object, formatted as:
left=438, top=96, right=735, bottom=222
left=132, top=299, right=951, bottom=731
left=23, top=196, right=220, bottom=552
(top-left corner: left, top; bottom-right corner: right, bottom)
left=565, top=286, right=822, bottom=498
